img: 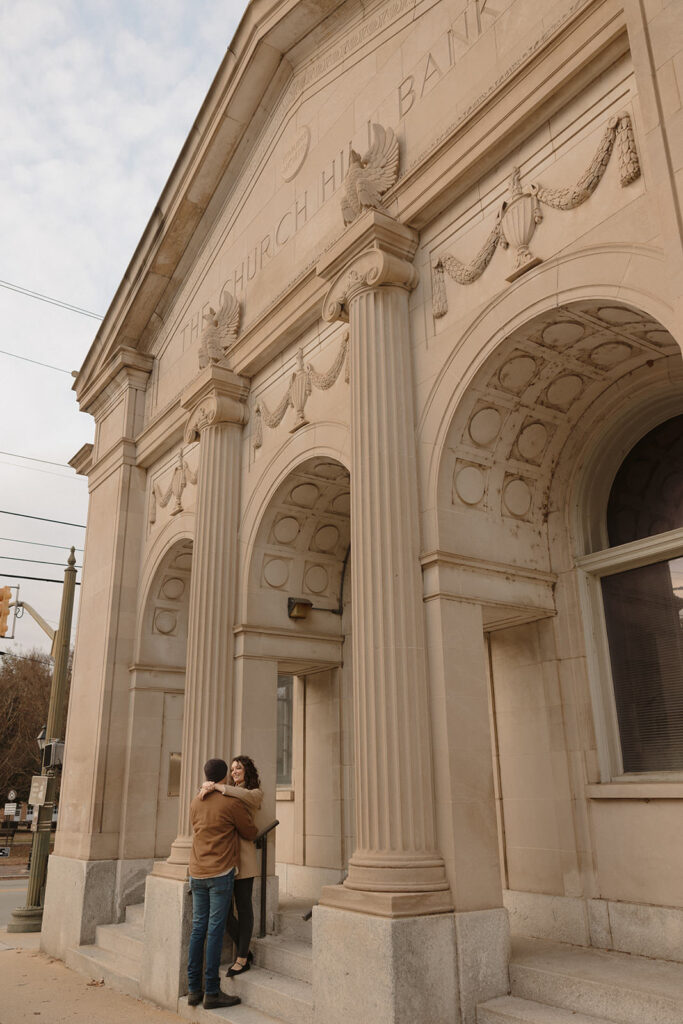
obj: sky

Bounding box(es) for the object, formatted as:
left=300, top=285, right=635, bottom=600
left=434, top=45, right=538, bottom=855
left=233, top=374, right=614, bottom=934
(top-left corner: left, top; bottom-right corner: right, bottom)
left=0, top=0, right=250, bottom=656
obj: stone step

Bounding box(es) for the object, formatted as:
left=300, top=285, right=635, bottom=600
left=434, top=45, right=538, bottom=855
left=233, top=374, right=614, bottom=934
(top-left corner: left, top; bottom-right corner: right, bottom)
left=95, top=919, right=144, bottom=960
left=274, top=899, right=313, bottom=942
left=226, top=965, right=313, bottom=1024
left=252, top=934, right=312, bottom=983
left=477, top=995, right=618, bottom=1024
left=177, top=994, right=286, bottom=1024
left=124, top=902, right=144, bottom=927
left=65, top=942, right=141, bottom=999
left=510, top=937, right=683, bottom=1024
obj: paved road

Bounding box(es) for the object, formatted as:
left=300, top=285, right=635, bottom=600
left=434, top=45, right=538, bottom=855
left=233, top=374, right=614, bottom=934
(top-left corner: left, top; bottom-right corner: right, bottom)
left=0, top=880, right=28, bottom=927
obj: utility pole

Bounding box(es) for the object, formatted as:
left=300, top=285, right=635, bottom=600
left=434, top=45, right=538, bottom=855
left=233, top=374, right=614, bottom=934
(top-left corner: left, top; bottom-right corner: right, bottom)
left=8, top=548, right=77, bottom=932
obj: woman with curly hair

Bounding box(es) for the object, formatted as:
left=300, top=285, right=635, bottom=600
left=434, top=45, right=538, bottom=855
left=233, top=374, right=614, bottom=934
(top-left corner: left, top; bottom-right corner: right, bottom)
left=200, top=754, right=264, bottom=976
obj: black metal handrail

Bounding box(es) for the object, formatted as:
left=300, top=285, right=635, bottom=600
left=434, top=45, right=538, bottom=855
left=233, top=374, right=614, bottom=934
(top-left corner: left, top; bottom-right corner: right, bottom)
left=254, top=819, right=278, bottom=938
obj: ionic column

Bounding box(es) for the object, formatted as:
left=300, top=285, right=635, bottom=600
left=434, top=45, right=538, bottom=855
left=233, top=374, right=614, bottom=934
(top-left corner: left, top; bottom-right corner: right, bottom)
left=163, top=365, right=249, bottom=870
left=317, top=211, right=452, bottom=916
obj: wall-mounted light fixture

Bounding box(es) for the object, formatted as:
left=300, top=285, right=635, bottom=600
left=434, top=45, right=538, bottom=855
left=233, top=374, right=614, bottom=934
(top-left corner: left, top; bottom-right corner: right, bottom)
left=287, top=597, right=313, bottom=620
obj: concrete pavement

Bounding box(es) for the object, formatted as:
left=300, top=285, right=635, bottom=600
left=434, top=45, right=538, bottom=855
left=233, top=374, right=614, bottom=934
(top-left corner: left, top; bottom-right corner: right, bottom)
left=0, top=928, right=190, bottom=1024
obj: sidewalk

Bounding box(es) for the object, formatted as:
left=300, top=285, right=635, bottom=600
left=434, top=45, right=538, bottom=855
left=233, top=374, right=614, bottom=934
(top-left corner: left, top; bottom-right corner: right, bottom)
left=0, top=928, right=189, bottom=1024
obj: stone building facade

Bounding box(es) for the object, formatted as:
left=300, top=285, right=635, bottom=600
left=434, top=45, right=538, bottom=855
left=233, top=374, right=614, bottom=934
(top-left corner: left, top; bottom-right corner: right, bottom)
left=41, top=1, right=683, bottom=1021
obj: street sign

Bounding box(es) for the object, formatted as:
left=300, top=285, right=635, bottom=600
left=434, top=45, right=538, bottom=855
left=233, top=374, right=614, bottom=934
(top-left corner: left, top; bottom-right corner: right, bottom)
left=3, top=803, right=17, bottom=817
left=28, top=776, right=48, bottom=806
left=0, top=848, right=10, bottom=858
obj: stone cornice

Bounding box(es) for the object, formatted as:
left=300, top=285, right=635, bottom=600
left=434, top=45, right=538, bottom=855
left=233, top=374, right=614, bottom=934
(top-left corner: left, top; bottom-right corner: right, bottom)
left=318, top=210, right=419, bottom=322
left=69, top=443, right=94, bottom=478
left=181, top=364, right=250, bottom=442
left=75, top=347, right=154, bottom=418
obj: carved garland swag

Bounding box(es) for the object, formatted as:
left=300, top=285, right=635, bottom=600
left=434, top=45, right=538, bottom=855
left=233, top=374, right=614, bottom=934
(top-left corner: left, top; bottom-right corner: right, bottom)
left=431, top=113, right=641, bottom=317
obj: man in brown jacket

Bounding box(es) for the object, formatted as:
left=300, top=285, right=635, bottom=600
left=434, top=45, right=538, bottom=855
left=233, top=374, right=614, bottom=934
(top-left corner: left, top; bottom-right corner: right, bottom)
left=187, top=757, right=258, bottom=1010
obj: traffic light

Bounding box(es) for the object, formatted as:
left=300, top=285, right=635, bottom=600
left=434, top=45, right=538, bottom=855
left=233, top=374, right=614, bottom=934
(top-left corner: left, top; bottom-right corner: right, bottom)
left=0, top=587, right=11, bottom=637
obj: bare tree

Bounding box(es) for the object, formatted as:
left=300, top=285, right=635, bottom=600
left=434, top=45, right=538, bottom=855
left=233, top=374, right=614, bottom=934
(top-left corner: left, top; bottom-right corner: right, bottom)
left=0, top=650, right=71, bottom=802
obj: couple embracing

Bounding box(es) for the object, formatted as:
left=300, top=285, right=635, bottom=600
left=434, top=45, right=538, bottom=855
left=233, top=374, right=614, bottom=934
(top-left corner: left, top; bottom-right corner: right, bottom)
left=187, top=754, right=263, bottom=1010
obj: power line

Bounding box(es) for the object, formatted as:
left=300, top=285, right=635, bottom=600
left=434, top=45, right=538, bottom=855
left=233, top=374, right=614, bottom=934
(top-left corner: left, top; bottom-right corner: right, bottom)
left=0, top=556, right=82, bottom=569
left=0, top=537, right=83, bottom=553
left=0, top=279, right=103, bottom=320
left=0, top=511, right=86, bottom=529
left=0, top=573, right=81, bottom=586
left=0, top=450, right=72, bottom=469
left=0, top=460, right=84, bottom=482
left=0, top=349, right=73, bottom=375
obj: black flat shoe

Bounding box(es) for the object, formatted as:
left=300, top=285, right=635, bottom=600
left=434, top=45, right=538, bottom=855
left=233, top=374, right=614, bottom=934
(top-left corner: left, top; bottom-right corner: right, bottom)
left=226, top=959, right=250, bottom=977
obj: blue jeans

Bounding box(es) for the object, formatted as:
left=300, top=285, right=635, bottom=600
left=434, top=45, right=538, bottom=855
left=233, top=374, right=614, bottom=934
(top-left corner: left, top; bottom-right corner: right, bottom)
left=188, top=870, right=235, bottom=994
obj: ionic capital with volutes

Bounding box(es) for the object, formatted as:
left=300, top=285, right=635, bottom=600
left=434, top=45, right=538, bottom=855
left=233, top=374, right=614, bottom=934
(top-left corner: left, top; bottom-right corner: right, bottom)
left=318, top=209, right=419, bottom=323
left=181, top=364, right=250, bottom=443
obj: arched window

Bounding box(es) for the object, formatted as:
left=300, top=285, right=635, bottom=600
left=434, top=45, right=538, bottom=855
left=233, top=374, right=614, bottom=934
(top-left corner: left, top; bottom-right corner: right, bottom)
left=581, top=416, right=683, bottom=775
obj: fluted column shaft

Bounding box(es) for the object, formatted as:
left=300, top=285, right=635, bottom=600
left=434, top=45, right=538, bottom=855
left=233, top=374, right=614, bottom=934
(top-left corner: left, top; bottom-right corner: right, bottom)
left=317, top=211, right=451, bottom=915
left=166, top=366, right=249, bottom=868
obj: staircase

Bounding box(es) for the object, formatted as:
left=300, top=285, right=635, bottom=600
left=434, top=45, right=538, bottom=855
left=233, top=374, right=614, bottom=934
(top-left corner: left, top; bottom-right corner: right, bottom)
left=177, top=897, right=313, bottom=1024
left=477, top=936, right=683, bottom=1024
left=65, top=902, right=144, bottom=998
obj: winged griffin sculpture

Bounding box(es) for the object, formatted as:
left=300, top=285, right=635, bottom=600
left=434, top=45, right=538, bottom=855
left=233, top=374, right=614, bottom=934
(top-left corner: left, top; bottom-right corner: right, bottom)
left=340, top=124, right=400, bottom=225
left=198, top=289, right=240, bottom=369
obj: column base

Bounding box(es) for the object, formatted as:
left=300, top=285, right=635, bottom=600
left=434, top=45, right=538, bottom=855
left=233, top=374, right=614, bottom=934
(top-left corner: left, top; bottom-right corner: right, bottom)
left=319, top=882, right=453, bottom=917
left=151, top=858, right=189, bottom=881
left=166, top=835, right=192, bottom=866
left=313, top=904, right=459, bottom=1024
left=7, top=907, right=43, bottom=933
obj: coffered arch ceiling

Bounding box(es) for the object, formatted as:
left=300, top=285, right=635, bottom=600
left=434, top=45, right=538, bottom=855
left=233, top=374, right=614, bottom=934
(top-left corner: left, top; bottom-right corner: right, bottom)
left=246, top=456, right=350, bottom=627
left=437, top=300, right=681, bottom=569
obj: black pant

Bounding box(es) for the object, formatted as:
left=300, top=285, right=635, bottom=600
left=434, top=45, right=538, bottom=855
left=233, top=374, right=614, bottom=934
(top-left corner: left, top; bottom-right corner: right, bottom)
left=226, top=876, right=254, bottom=958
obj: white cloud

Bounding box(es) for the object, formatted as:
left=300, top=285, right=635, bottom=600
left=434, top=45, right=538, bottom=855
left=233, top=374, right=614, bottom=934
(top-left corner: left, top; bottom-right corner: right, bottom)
left=0, top=0, right=249, bottom=654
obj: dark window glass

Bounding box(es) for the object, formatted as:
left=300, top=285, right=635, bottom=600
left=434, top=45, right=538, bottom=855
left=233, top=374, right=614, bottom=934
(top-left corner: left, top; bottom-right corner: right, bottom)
left=607, top=415, right=683, bottom=546
left=276, top=675, right=294, bottom=786
left=601, top=557, right=683, bottom=771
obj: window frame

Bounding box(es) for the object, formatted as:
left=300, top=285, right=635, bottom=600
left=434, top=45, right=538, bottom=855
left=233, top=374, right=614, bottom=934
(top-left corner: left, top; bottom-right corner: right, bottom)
left=577, top=526, right=683, bottom=782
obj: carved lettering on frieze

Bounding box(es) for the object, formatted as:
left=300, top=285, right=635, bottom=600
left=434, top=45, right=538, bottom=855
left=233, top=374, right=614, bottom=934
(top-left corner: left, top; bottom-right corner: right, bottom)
left=253, top=333, right=349, bottom=450
left=341, top=124, right=399, bottom=226
left=432, top=113, right=641, bottom=317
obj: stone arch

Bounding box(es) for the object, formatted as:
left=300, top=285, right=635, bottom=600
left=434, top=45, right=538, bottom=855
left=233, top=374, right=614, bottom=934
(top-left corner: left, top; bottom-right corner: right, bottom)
left=239, top=421, right=350, bottom=628
left=421, top=245, right=677, bottom=545
left=119, top=531, right=194, bottom=869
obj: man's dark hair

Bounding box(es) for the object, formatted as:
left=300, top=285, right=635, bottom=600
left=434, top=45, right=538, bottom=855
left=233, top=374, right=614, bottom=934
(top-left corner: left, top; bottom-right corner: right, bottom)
left=203, top=758, right=228, bottom=782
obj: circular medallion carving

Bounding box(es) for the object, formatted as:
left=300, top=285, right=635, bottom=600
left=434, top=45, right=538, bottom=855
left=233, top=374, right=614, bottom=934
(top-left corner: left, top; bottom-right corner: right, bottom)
left=314, top=524, right=340, bottom=551
left=542, top=322, right=584, bottom=347
left=545, top=374, right=583, bottom=409
left=290, top=483, right=319, bottom=507
left=314, top=461, right=347, bottom=480
left=304, top=564, right=328, bottom=594
left=589, top=342, right=631, bottom=367
left=154, top=609, right=177, bottom=635
left=160, top=577, right=185, bottom=601
left=503, top=478, right=532, bottom=517
left=454, top=466, right=486, bottom=505
left=273, top=516, right=300, bottom=544
left=517, top=422, right=548, bottom=462
left=595, top=306, right=640, bottom=325
left=281, top=125, right=311, bottom=182
left=264, top=558, right=289, bottom=588
left=468, top=407, right=502, bottom=446
left=646, top=330, right=671, bottom=346
left=498, top=355, right=536, bottom=392
left=332, top=492, right=351, bottom=515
